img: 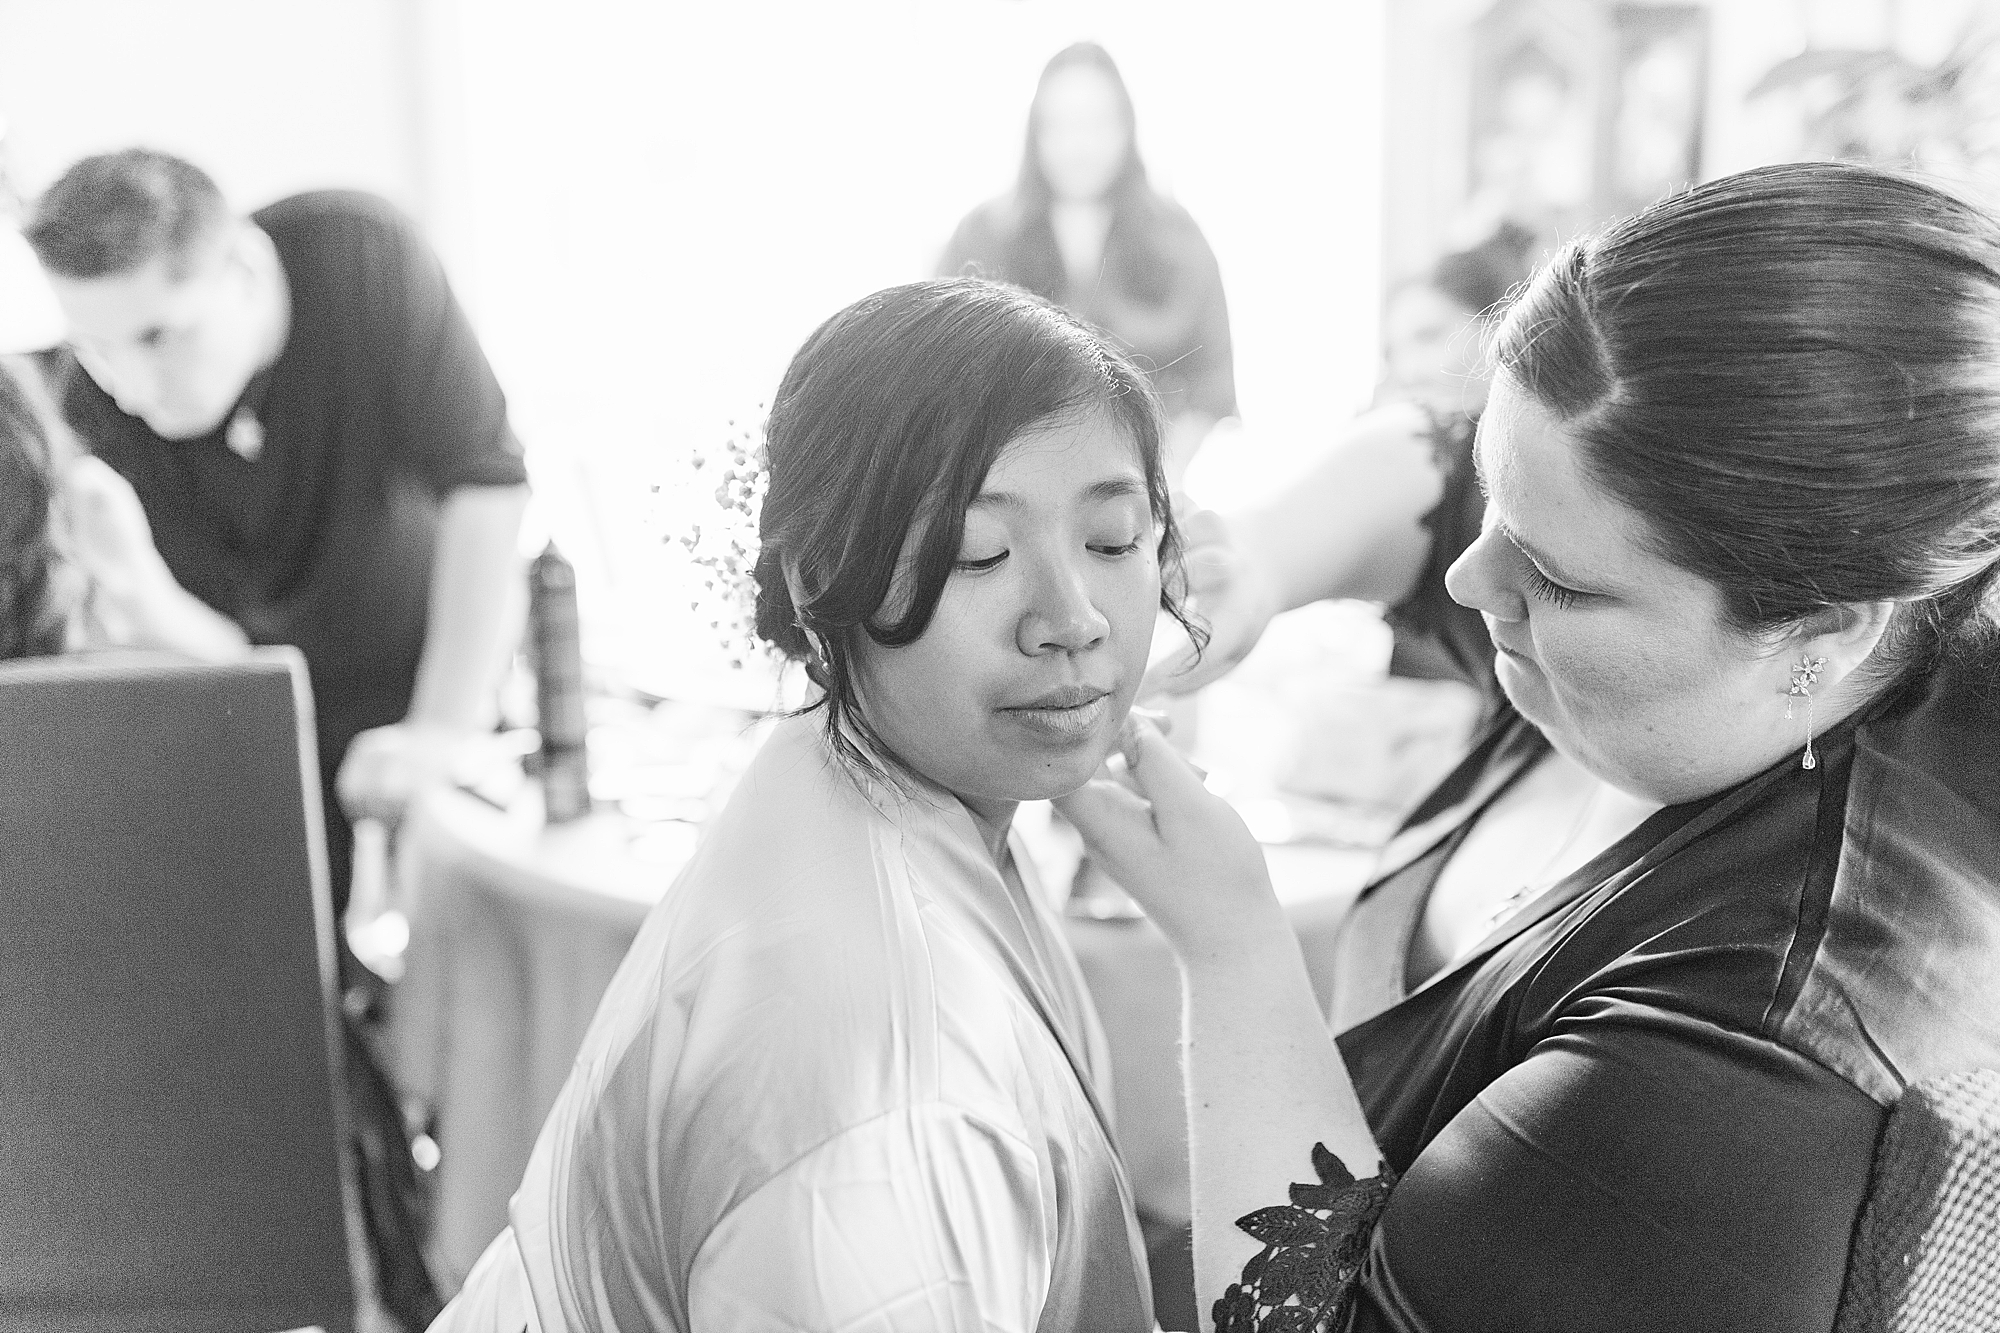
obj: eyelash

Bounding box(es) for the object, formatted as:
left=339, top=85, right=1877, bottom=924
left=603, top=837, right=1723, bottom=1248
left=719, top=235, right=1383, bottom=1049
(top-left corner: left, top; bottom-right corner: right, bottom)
left=953, top=540, right=1143, bottom=573
left=1524, top=564, right=1579, bottom=610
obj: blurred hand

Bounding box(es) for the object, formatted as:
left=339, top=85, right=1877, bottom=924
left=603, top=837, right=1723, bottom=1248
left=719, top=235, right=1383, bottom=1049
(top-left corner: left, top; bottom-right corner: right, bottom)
left=337, top=722, right=475, bottom=827
left=59, top=455, right=250, bottom=659
left=1055, top=716, right=1280, bottom=964
left=1143, top=506, right=1280, bottom=699
left=61, top=455, right=175, bottom=626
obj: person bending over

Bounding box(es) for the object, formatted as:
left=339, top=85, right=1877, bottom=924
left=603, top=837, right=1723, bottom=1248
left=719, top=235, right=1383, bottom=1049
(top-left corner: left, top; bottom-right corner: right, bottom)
left=25, top=148, right=527, bottom=1330
left=26, top=148, right=530, bottom=903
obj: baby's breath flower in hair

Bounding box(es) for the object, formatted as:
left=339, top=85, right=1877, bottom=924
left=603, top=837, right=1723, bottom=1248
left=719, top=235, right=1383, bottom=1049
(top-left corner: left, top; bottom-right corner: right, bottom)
left=653, top=411, right=770, bottom=671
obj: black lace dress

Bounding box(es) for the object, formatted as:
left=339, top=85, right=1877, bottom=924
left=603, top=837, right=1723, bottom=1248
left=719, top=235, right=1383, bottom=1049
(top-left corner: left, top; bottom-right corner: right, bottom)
left=1216, top=654, right=2000, bottom=1332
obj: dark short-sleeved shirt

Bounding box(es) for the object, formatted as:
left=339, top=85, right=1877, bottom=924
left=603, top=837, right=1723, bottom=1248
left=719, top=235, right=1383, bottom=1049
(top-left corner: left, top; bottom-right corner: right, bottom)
left=1303, top=653, right=2000, bottom=1332
left=941, top=194, right=1237, bottom=423
left=51, top=190, right=528, bottom=766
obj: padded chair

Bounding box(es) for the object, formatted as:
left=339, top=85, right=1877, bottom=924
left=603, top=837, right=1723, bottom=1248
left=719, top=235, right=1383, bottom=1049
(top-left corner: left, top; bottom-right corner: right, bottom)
left=0, top=649, right=357, bottom=1333
left=1837, top=1068, right=2000, bottom=1333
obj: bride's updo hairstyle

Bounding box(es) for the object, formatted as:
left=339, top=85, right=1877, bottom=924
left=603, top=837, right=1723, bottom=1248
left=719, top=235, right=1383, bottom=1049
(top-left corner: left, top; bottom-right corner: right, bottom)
left=753, top=277, right=1194, bottom=772
left=1495, top=161, right=2000, bottom=671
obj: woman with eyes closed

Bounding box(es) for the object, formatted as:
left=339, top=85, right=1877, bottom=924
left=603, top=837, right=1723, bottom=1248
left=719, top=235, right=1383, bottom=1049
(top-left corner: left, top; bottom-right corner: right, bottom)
left=1061, top=163, right=2000, bottom=1332
left=431, top=278, right=1186, bottom=1333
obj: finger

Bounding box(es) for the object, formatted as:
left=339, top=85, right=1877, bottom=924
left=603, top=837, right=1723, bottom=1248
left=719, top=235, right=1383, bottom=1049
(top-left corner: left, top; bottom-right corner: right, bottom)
left=1115, top=716, right=1215, bottom=817
left=1182, top=544, right=1234, bottom=593
left=1177, top=506, right=1229, bottom=548
left=1139, top=647, right=1201, bottom=698
left=335, top=758, right=376, bottom=815
left=1100, top=752, right=1144, bottom=797
left=1054, top=778, right=1161, bottom=864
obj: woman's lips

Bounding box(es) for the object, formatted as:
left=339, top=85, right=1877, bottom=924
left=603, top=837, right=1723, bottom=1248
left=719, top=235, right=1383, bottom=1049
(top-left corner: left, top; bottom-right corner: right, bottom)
left=999, top=687, right=1113, bottom=744
left=1485, top=621, right=1536, bottom=668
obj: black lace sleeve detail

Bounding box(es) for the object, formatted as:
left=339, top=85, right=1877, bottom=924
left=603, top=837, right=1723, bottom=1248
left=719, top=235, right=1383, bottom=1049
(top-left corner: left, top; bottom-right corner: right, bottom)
left=1211, top=1144, right=1399, bottom=1333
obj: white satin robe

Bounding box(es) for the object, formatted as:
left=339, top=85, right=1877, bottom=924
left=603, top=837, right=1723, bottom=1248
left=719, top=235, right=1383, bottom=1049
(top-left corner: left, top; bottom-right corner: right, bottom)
left=430, top=716, right=1154, bottom=1333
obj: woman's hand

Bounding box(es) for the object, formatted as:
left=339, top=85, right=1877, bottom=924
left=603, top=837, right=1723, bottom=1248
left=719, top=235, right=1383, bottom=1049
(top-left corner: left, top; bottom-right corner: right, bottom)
left=337, top=721, right=479, bottom=828
left=1146, top=406, right=1449, bottom=706
left=1056, top=716, right=1286, bottom=967
left=59, top=455, right=248, bottom=659
left=1141, top=507, right=1281, bottom=699
left=61, top=454, right=171, bottom=614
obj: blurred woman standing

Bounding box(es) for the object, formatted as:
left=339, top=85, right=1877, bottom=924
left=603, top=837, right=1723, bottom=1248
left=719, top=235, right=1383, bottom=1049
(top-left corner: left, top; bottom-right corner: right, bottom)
left=942, top=42, right=1235, bottom=483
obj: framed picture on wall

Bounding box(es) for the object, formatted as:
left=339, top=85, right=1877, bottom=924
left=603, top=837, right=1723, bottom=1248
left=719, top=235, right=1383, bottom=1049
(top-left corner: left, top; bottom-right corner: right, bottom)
left=1383, top=0, right=1713, bottom=284
left=1602, top=4, right=1710, bottom=218
left=1466, top=0, right=1604, bottom=246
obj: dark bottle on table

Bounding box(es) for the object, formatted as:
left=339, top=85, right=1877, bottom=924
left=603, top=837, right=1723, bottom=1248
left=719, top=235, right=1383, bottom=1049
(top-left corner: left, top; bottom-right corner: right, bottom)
left=529, top=542, right=591, bottom=822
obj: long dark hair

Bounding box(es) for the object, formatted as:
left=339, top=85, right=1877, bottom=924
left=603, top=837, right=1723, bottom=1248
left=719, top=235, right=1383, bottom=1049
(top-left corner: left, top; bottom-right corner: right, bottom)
left=0, top=359, right=73, bottom=660
left=998, top=42, right=1172, bottom=306
left=1496, top=160, right=2000, bottom=671
left=752, top=277, right=1198, bottom=775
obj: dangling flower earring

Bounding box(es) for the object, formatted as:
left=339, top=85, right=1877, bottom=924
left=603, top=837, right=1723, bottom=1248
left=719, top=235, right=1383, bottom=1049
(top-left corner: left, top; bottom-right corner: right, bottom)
left=1786, top=654, right=1827, bottom=770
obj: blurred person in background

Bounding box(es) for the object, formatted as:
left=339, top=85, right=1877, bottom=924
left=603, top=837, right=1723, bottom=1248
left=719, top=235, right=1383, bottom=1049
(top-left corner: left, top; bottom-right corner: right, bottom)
left=1375, top=229, right=1529, bottom=420
left=1150, top=232, right=1530, bottom=706
left=25, top=149, right=530, bottom=909
left=941, top=41, right=1235, bottom=485
left=25, top=148, right=531, bottom=1331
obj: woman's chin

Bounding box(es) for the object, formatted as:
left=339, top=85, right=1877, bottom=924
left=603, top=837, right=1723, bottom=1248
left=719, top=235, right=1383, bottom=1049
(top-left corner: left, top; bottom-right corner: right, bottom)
left=1032, top=748, right=1117, bottom=802
left=985, top=734, right=1119, bottom=805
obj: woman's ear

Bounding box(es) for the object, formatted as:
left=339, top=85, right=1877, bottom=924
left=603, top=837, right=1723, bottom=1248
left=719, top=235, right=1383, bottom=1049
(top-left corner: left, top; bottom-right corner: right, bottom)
left=1794, top=599, right=1898, bottom=682
left=781, top=560, right=811, bottom=622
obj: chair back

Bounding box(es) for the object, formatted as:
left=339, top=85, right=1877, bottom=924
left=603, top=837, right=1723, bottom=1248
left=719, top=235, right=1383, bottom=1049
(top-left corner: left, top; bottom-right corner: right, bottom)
left=0, top=649, right=356, bottom=1333
left=1836, top=1067, right=2000, bottom=1333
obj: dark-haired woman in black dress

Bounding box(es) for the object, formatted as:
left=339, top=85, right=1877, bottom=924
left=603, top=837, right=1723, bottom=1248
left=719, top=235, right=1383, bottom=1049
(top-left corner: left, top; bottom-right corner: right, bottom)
left=1064, top=162, right=2000, bottom=1332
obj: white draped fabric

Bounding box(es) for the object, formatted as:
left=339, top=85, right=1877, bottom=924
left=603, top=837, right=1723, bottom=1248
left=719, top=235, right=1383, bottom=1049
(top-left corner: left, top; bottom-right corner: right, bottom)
left=431, top=716, right=1153, bottom=1333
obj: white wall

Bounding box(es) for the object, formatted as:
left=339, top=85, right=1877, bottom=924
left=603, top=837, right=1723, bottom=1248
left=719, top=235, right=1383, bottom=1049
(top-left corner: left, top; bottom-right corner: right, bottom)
left=0, top=0, right=424, bottom=210
left=0, top=0, right=427, bottom=349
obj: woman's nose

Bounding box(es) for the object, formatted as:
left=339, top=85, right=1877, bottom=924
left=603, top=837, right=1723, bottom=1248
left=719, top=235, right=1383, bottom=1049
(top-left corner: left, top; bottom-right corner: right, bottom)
left=1445, top=526, right=1526, bottom=623
left=1018, top=554, right=1110, bottom=655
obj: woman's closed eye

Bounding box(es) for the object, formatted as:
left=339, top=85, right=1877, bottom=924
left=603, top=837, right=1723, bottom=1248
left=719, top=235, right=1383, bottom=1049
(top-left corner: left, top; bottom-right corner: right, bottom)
left=953, top=535, right=1146, bottom=573
left=1523, top=562, right=1580, bottom=610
